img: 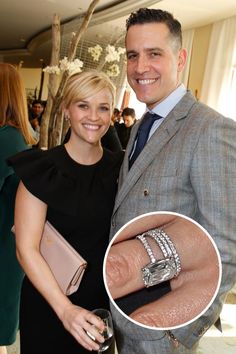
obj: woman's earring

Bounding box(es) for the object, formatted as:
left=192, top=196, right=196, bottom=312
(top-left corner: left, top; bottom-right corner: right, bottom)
left=65, top=114, right=70, bottom=122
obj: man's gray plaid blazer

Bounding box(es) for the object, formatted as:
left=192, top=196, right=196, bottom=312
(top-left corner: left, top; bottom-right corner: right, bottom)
left=109, top=91, right=236, bottom=353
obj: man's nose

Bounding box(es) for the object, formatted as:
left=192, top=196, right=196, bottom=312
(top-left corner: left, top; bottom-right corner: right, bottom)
left=136, top=55, right=149, bottom=74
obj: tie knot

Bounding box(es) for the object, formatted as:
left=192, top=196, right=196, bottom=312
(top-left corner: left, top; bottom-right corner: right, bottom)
left=139, top=112, right=162, bottom=132
left=145, top=111, right=158, bottom=120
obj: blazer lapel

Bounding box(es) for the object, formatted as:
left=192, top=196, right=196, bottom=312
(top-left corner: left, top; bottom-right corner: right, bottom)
left=114, top=91, right=197, bottom=211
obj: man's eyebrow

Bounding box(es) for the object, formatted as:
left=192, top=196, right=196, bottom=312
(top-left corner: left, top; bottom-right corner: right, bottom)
left=126, top=50, right=137, bottom=55
left=126, top=47, right=164, bottom=54
left=146, top=47, right=164, bottom=53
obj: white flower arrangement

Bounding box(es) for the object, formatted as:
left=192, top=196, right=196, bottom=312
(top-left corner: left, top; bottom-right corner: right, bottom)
left=88, top=44, right=103, bottom=61
left=43, top=57, right=83, bottom=75
left=105, top=45, right=125, bottom=63
left=106, top=64, right=120, bottom=77
left=43, top=65, right=61, bottom=75
left=87, top=44, right=125, bottom=77
left=43, top=44, right=125, bottom=78
left=59, top=57, right=83, bottom=74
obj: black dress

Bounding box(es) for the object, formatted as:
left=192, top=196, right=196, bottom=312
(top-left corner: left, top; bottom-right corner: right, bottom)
left=9, top=145, right=123, bottom=354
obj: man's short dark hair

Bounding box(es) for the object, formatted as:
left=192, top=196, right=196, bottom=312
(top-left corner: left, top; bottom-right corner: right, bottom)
left=32, top=99, right=44, bottom=107
left=122, top=107, right=136, bottom=118
left=126, top=8, right=182, bottom=48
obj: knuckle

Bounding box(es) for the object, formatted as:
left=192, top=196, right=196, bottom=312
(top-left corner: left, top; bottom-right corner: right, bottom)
left=131, top=311, right=163, bottom=327
left=106, top=252, right=132, bottom=289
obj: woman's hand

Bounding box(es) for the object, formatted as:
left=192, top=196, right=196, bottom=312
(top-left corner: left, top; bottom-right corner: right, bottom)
left=61, top=304, right=105, bottom=351
left=14, top=182, right=105, bottom=351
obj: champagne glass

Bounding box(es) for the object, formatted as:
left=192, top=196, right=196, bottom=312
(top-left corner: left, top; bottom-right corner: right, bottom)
left=92, top=308, right=114, bottom=353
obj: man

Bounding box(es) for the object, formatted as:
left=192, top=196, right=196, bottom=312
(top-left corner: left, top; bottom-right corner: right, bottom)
left=109, top=8, right=236, bottom=354
left=118, top=107, right=136, bottom=149
left=28, top=99, right=44, bottom=131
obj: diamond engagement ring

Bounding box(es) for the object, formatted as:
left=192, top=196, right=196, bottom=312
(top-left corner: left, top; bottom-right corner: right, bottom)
left=136, top=229, right=181, bottom=288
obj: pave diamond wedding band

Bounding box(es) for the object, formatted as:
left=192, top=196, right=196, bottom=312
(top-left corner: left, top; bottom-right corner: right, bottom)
left=148, top=229, right=182, bottom=275
left=136, top=229, right=181, bottom=288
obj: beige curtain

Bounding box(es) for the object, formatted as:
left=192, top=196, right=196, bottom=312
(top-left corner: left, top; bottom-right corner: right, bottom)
left=200, top=16, right=236, bottom=120
left=180, top=29, right=195, bottom=87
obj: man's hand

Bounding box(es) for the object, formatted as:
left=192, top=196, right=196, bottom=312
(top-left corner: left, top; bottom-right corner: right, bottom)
left=105, top=213, right=221, bottom=328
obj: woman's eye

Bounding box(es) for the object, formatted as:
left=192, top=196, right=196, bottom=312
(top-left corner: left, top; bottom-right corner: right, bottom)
left=100, top=106, right=109, bottom=112
left=78, top=104, right=88, bottom=109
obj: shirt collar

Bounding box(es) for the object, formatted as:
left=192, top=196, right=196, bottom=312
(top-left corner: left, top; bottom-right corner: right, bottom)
left=148, top=84, right=187, bottom=118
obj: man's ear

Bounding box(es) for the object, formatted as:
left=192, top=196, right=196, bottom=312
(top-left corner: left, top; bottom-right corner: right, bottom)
left=178, top=48, right=187, bottom=72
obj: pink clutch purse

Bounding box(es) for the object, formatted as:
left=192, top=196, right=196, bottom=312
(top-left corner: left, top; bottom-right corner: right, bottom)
left=12, top=221, right=87, bottom=295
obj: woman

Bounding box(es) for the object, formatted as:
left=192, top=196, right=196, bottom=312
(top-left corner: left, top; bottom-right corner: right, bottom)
left=9, top=70, right=124, bottom=353
left=0, top=63, right=36, bottom=354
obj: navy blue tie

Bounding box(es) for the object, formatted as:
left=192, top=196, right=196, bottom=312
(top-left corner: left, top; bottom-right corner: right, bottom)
left=129, top=112, right=162, bottom=168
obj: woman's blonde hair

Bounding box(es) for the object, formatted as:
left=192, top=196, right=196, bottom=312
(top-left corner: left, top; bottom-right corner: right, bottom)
left=62, top=70, right=116, bottom=111
left=0, top=63, right=36, bottom=145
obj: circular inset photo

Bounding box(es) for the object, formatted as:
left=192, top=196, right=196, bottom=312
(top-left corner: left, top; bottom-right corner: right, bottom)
left=103, top=211, right=222, bottom=330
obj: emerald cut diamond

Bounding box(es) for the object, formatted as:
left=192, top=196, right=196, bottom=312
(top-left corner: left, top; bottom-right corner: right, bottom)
left=142, top=257, right=176, bottom=287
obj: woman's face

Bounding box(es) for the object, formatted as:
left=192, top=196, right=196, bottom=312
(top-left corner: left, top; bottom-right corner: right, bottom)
left=65, top=88, right=112, bottom=146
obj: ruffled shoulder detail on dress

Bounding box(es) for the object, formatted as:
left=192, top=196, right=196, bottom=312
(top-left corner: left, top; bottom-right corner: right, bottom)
left=7, top=146, right=79, bottom=216
left=8, top=146, right=124, bottom=216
